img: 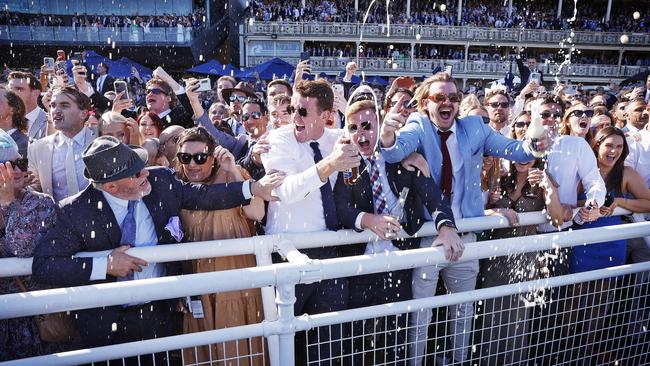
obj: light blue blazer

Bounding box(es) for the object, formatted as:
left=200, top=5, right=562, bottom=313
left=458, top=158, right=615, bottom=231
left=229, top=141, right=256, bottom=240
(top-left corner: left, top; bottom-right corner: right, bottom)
left=380, top=113, right=535, bottom=218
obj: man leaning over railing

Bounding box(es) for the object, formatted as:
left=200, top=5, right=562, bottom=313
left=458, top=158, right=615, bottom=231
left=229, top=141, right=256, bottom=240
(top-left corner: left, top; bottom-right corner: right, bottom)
left=378, top=71, right=549, bottom=365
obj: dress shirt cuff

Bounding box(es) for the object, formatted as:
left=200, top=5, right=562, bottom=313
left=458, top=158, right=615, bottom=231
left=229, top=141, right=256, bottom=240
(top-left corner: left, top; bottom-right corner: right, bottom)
left=242, top=180, right=252, bottom=199
left=90, top=257, right=108, bottom=281
left=380, top=139, right=398, bottom=151
left=436, top=219, right=454, bottom=231
left=174, top=85, right=186, bottom=95
left=355, top=212, right=365, bottom=230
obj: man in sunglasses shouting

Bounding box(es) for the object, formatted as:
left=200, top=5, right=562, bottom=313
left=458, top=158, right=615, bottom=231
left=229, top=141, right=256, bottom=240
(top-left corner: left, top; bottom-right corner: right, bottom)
left=379, top=71, right=548, bottom=366
left=261, top=79, right=360, bottom=365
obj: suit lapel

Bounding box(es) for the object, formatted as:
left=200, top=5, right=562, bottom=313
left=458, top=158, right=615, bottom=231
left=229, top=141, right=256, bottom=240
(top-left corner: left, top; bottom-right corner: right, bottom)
left=454, top=121, right=472, bottom=198
left=142, top=184, right=167, bottom=242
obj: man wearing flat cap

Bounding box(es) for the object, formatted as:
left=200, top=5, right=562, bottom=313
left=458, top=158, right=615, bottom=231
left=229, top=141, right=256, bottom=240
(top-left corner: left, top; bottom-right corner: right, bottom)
left=32, top=136, right=285, bottom=348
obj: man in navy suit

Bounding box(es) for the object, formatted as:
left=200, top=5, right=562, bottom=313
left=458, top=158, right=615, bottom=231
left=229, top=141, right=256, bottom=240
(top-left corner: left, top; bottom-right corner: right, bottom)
left=334, top=89, right=460, bottom=365
left=32, top=136, right=284, bottom=348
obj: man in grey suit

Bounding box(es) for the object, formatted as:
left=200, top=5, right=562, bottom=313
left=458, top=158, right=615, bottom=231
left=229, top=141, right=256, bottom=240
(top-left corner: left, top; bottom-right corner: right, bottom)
left=8, top=71, right=48, bottom=140
left=28, top=86, right=96, bottom=202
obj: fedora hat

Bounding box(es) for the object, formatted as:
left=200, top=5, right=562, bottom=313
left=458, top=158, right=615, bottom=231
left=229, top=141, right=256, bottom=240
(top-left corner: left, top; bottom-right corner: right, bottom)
left=82, top=136, right=148, bottom=183
left=221, top=81, right=257, bottom=103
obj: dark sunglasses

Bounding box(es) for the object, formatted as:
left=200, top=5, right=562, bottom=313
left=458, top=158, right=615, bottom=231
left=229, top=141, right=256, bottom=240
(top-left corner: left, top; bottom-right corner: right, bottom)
left=428, top=92, right=461, bottom=104
left=229, top=95, right=247, bottom=103
left=146, top=88, right=166, bottom=95
left=488, top=102, right=510, bottom=109
left=390, top=99, right=416, bottom=109
left=177, top=152, right=210, bottom=165
left=347, top=121, right=373, bottom=133
left=514, top=121, right=531, bottom=128
left=540, top=111, right=563, bottom=119
left=287, top=105, right=308, bottom=117
left=571, top=110, right=594, bottom=118
left=241, top=112, right=262, bottom=121
left=5, top=158, right=28, bottom=172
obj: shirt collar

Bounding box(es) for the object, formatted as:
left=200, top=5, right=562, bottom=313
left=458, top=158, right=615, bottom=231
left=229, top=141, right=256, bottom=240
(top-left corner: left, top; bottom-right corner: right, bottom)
left=56, top=128, right=87, bottom=147
left=432, top=120, right=457, bottom=135
left=102, top=190, right=130, bottom=211
left=158, top=109, right=172, bottom=119
left=25, top=107, right=42, bottom=122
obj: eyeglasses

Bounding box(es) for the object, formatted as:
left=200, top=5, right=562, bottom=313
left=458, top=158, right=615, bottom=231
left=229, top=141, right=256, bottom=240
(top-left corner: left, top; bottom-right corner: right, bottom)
left=177, top=152, right=210, bottom=165
left=5, top=158, right=28, bottom=172
left=347, top=121, right=373, bottom=133
left=146, top=88, right=166, bottom=95
left=540, top=111, right=563, bottom=119
left=514, top=121, right=531, bottom=129
left=488, top=102, right=510, bottom=109
left=287, top=105, right=308, bottom=117
left=427, top=92, right=461, bottom=104
left=229, top=95, right=247, bottom=103
left=570, top=110, right=594, bottom=118
left=241, top=112, right=262, bottom=121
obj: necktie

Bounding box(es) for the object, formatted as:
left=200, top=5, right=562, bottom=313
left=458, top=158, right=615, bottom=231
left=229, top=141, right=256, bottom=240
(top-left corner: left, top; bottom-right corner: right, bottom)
left=118, top=200, right=137, bottom=283
left=368, top=155, right=387, bottom=215
left=438, top=130, right=453, bottom=201
left=65, top=138, right=79, bottom=197
left=309, top=142, right=338, bottom=231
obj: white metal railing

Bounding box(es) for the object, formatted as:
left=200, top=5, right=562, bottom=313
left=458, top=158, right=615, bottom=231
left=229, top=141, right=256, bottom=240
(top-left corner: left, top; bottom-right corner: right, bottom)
left=1, top=209, right=649, bottom=365
left=0, top=25, right=197, bottom=43
left=245, top=21, right=650, bottom=47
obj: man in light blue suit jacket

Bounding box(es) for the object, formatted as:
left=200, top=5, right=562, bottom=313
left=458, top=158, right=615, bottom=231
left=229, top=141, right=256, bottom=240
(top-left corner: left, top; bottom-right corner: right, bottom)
left=379, top=72, right=543, bottom=365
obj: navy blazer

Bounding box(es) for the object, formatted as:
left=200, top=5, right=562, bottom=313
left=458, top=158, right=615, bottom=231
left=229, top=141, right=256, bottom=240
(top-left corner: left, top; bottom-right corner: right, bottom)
left=333, top=160, right=455, bottom=257
left=32, top=167, right=249, bottom=287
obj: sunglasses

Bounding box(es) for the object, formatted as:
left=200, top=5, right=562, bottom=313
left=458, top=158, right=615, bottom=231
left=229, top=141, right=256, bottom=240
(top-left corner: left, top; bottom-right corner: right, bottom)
left=241, top=112, right=262, bottom=121
left=347, top=121, right=373, bottom=133
left=229, top=95, right=247, bottom=103
left=5, top=158, right=28, bottom=172
left=146, top=88, right=166, bottom=95
left=427, top=92, right=461, bottom=104
left=177, top=152, right=210, bottom=165
left=571, top=110, right=595, bottom=118
left=540, top=111, right=563, bottom=119
left=488, top=102, right=510, bottom=109
left=390, top=99, right=415, bottom=109
left=287, top=105, right=308, bottom=117
left=514, top=121, right=531, bottom=128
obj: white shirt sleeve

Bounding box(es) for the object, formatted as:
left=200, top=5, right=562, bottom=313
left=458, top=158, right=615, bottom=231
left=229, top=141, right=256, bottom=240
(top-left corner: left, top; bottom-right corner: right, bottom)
left=90, top=257, right=108, bottom=281
left=577, top=140, right=606, bottom=206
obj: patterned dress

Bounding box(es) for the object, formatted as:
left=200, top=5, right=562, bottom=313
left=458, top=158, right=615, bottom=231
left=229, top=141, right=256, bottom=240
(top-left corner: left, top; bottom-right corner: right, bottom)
left=0, top=190, right=57, bottom=361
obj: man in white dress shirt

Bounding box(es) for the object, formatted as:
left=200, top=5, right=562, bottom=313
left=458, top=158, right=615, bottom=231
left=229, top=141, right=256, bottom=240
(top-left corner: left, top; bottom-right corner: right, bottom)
left=261, top=79, right=360, bottom=366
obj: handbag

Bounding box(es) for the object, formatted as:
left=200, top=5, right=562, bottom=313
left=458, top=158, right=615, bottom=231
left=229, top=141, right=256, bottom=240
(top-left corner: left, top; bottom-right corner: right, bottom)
left=14, top=276, right=78, bottom=343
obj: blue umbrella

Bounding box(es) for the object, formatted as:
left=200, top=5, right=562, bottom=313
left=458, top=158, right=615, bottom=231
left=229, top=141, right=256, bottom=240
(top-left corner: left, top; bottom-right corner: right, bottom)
left=117, top=57, right=153, bottom=79
left=367, top=76, right=388, bottom=86
left=338, top=71, right=361, bottom=84
left=241, top=57, right=295, bottom=80
left=187, top=59, right=239, bottom=77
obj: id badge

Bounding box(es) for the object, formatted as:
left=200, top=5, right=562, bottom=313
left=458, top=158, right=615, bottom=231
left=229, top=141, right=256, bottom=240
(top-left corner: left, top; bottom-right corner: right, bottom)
left=191, top=300, right=204, bottom=319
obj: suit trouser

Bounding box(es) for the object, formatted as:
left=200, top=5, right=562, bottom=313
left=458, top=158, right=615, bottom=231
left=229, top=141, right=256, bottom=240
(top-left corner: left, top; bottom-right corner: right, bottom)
left=408, top=233, right=478, bottom=366
left=345, top=270, right=412, bottom=366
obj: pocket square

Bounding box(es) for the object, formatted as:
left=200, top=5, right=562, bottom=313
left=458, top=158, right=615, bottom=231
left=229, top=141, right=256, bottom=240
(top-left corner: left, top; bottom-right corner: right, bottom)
left=164, top=216, right=184, bottom=242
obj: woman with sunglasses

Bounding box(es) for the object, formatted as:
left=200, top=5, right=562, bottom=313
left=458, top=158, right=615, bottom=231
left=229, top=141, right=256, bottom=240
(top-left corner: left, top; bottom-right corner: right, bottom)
left=175, top=127, right=266, bottom=366
left=0, top=130, right=60, bottom=360
left=478, top=135, right=564, bottom=364
left=559, top=102, right=595, bottom=145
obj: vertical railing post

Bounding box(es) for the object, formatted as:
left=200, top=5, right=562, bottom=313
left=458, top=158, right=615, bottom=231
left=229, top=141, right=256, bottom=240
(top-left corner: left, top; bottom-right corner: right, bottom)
left=255, top=239, right=280, bottom=366
left=276, top=283, right=297, bottom=366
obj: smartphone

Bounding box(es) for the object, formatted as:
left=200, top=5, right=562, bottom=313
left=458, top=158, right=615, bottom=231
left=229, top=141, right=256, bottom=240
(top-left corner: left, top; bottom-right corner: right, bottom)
left=530, top=72, right=541, bottom=83
left=44, top=57, right=55, bottom=69
left=469, top=85, right=477, bottom=94
left=604, top=192, right=616, bottom=207
left=565, top=84, right=578, bottom=95
left=300, top=51, right=311, bottom=62
left=194, top=78, right=212, bottom=92
left=444, top=65, right=453, bottom=76
left=332, top=83, right=344, bottom=96
left=114, top=80, right=129, bottom=100
left=54, top=60, right=66, bottom=74
left=56, top=50, right=66, bottom=61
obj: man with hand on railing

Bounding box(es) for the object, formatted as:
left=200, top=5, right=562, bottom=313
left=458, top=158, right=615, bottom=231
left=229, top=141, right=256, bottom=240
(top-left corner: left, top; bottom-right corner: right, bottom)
left=260, top=79, right=360, bottom=366
left=31, top=136, right=285, bottom=351
left=333, top=86, right=459, bottom=365
left=379, top=71, right=548, bottom=366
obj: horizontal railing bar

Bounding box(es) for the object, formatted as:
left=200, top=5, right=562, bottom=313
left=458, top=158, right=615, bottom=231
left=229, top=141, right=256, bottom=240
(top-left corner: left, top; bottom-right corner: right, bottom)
left=1, top=220, right=649, bottom=319
left=0, top=208, right=635, bottom=278
left=4, top=260, right=649, bottom=366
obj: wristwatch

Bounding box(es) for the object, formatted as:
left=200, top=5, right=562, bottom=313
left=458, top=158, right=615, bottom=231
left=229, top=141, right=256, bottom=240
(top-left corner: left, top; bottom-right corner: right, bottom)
left=437, top=219, right=457, bottom=232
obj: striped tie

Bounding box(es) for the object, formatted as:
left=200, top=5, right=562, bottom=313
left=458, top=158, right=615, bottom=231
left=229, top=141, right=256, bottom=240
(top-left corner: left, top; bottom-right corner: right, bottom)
left=368, top=156, right=387, bottom=215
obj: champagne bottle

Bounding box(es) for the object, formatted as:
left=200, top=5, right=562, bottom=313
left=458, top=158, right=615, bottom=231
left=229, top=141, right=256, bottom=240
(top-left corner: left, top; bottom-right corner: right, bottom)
left=526, top=112, right=546, bottom=158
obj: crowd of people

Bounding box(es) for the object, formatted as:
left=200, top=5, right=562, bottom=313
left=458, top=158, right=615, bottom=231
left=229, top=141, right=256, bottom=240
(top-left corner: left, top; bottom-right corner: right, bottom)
left=0, top=49, right=650, bottom=366
left=0, top=9, right=206, bottom=30
left=248, top=0, right=649, bottom=32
